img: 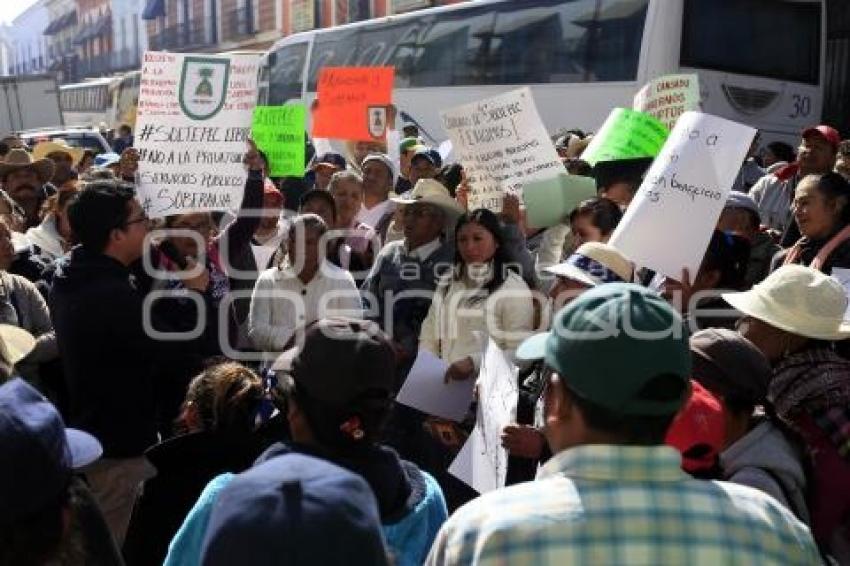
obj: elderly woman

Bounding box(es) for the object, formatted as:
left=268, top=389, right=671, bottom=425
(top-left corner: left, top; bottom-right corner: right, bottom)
left=776, top=172, right=850, bottom=272
left=723, top=265, right=850, bottom=560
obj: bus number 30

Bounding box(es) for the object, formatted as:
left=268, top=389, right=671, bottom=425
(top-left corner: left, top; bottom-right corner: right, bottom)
left=789, top=95, right=812, bottom=119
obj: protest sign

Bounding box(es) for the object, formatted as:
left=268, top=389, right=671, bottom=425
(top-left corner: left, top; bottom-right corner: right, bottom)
left=395, top=350, right=474, bottom=422
left=449, top=338, right=518, bottom=493
left=135, top=51, right=259, bottom=218
left=440, top=87, right=563, bottom=212
left=581, top=108, right=669, bottom=167
left=524, top=173, right=597, bottom=228
left=634, top=74, right=701, bottom=131
left=251, top=105, right=305, bottom=177
left=608, top=111, right=757, bottom=279
left=312, top=67, right=394, bottom=142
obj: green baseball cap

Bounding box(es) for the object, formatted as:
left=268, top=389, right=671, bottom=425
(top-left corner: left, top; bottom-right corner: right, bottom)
left=517, top=283, right=690, bottom=416
left=399, top=137, right=421, bottom=153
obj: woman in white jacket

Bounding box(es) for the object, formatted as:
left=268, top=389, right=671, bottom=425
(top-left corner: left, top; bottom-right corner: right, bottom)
left=419, top=209, right=535, bottom=382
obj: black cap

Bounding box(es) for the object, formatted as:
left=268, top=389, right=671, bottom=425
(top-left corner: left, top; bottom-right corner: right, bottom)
left=276, top=318, right=395, bottom=407
left=312, top=152, right=347, bottom=171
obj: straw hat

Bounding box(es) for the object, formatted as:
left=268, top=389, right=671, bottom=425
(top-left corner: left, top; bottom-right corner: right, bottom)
left=391, top=179, right=465, bottom=218
left=545, top=242, right=633, bottom=287
left=0, top=325, right=36, bottom=365
left=32, top=140, right=84, bottom=167
left=0, top=149, right=55, bottom=183
left=722, top=264, right=850, bottom=341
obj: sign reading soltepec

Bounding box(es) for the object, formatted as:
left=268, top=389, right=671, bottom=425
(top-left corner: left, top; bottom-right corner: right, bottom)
left=135, top=51, right=259, bottom=218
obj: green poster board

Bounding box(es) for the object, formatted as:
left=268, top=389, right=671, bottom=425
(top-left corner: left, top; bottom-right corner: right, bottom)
left=251, top=104, right=306, bottom=177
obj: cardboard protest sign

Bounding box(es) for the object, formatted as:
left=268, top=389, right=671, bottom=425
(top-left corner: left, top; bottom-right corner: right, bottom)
left=135, top=51, right=259, bottom=217
left=634, top=74, right=700, bottom=131
left=440, top=87, right=562, bottom=212
left=449, top=338, right=518, bottom=493
left=312, top=67, right=394, bottom=142
left=581, top=108, right=669, bottom=167
left=524, top=173, right=597, bottom=228
left=251, top=105, right=305, bottom=177
left=608, top=111, right=757, bottom=279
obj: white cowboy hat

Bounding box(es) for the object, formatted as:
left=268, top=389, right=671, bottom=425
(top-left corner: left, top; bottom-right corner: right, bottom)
left=722, top=264, right=850, bottom=341
left=0, top=325, right=36, bottom=365
left=32, top=140, right=84, bottom=167
left=545, top=242, right=633, bottom=287
left=0, top=149, right=55, bottom=184
left=391, top=178, right=465, bottom=218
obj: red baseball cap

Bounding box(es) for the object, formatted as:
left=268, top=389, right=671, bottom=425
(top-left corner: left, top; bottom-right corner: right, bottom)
left=665, top=380, right=725, bottom=475
left=802, top=125, right=841, bottom=150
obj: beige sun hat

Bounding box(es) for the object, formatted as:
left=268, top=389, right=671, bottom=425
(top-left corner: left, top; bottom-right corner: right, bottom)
left=391, top=178, right=465, bottom=217
left=0, top=149, right=55, bottom=183
left=33, top=140, right=84, bottom=167
left=722, top=264, right=850, bottom=341
left=0, top=325, right=36, bottom=366
left=545, top=242, right=633, bottom=287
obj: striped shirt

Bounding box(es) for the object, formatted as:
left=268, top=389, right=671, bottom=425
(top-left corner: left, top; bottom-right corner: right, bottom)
left=426, top=445, right=820, bottom=565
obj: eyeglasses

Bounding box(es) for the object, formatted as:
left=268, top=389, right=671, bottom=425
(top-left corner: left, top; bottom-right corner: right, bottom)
left=123, top=215, right=149, bottom=228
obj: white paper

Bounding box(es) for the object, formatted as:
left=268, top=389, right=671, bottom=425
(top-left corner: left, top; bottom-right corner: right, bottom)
left=449, top=338, right=518, bottom=494
left=395, top=350, right=474, bottom=422
left=311, top=137, right=334, bottom=157
left=633, top=74, right=701, bottom=131
left=440, top=87, right=562, bottom=212
left=608, top=111, right=757, bottom=279
left=437, top=139, right=453, bottom=162
left=831, top=268, right=850, bottom=322
left=135, top=52, right=259, bottom=218
left=387, top=129, right=401, bottom=177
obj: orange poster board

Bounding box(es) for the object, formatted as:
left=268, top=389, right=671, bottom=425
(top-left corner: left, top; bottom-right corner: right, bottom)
left=312, top=67, right=395, bottom=142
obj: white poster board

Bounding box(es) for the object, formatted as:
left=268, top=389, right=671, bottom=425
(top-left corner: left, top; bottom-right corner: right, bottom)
left=449, top=338, right=518, bottom=494
left=395, top=350, right=475, bottom=422
left=135, top=51, right=259, bottom=218
left=440, top=87, right=562, bottom=212
left=830, top=268, right=850, bottom=322
left=633, top=74, right=701, bottom=131
left=609, top=111, right=757, bottom=279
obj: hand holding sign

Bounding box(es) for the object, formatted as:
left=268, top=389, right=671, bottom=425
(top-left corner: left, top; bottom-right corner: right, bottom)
left=608, top=111, right=757, bottom=278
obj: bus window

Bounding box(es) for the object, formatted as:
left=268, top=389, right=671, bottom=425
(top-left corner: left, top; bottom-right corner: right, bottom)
left=681, top=0, right=821, bottom=85
left=388, top=0, right=648, bottom=88
left=268, top=42, right=308, bottom=104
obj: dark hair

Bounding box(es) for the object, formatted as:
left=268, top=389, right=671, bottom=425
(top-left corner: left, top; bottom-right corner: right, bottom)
left=184, top=362, right=265, bottom=435
left=839, top=139, right=850, bottom=158
left=568, top=197, right=623, bottom=237
left=299, top=189, right=337, bottom=222
left=0, top=142, right=8, bottom=158
left=808, top=171, right=850, bottom=225
left=118, top=124, right=132, bottom=135
left=436, top=163, right=463, bottom=197
left=68, top=180, right=136, bottom=252
left=564, top=158, right=593, bottom=176
left=766, top=141, right=796, bottom=164
left=0, top=487, right=69, bottom=566
left=701, top=230, right=751, bottom=290
left=453, top=208, right=517, bottom=297
left=564, top=376, right=684, bottom=445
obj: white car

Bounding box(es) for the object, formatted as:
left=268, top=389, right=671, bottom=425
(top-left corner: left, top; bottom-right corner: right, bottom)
left=18, top=127, right=112, bottom=155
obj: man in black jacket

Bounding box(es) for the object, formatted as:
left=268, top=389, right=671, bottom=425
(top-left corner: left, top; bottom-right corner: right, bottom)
left=49, top=179, right=157, bottom=545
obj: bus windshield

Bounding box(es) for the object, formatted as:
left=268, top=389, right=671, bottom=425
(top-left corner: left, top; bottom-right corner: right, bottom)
left=681, top=0, right=821, bottom=85
left=302, top=0, right=649, bottom=90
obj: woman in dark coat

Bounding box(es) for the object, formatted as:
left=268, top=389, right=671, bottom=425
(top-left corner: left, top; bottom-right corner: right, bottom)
left=122, top=362, right=280, bottom=566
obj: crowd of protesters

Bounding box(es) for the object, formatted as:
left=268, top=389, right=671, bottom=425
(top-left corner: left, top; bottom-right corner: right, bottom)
left=0, top=117, right=849, bottom=566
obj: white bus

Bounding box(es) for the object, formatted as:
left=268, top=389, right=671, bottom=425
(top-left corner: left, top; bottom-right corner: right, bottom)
left=257, top=0, right=825, bottom=145
left=60, top=77, right=119, bottom=129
